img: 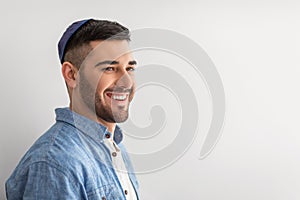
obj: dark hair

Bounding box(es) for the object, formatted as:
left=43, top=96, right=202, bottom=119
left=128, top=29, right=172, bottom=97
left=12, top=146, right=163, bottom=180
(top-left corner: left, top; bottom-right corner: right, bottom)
left=63, top=19, right=130, bottom=68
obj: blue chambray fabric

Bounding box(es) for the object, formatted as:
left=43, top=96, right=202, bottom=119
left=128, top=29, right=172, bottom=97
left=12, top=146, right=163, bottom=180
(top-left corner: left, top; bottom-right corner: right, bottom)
left=5, top=107, right=139, bottom=200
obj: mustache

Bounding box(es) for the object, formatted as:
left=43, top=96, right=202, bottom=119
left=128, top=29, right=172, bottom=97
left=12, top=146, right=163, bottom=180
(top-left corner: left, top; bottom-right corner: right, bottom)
left=104, top=87, right=133, bottom=94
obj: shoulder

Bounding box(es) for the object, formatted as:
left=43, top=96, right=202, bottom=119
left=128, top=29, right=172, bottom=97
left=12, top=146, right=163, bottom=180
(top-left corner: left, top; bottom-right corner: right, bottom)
left=8, top=121, right=109, bottom=184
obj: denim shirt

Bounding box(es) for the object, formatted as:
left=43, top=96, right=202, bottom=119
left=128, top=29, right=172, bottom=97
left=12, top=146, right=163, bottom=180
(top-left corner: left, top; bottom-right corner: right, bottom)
left=5, top=108, right=139, bottom=200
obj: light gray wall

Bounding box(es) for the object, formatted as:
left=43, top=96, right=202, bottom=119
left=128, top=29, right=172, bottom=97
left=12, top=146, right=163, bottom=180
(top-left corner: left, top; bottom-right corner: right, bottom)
left=1, top=0, right=300, bottom=199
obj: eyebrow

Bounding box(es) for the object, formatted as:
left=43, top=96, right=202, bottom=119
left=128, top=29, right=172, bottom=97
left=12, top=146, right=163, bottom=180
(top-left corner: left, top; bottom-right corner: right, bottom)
left=95, top=60, right=137, bottom=67
left=128, top=60, right=137, bottom=65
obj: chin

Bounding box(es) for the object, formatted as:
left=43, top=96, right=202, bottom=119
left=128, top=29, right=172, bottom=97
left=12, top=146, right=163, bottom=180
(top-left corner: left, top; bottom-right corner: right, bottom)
left=112, top=111, right=129, bottom=123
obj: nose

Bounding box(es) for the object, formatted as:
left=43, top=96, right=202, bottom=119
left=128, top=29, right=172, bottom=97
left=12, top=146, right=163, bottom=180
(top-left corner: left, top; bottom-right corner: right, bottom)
left=116, top=71, right=134, bottom=89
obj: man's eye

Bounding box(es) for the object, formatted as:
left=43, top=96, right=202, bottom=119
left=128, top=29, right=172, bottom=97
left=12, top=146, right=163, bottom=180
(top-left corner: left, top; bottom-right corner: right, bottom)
left=102, top=67, right=114, bottom=71
left=127, top=67, right=135, bottom=72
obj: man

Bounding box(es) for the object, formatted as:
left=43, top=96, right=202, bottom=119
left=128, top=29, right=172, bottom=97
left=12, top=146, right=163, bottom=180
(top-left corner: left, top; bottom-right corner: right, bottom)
left=6, top=19, right=139, bottom=200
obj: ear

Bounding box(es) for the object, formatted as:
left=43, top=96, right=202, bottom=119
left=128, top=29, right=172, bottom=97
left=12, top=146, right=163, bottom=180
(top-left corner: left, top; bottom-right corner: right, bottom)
left=61, top=62, right=79, bottom=89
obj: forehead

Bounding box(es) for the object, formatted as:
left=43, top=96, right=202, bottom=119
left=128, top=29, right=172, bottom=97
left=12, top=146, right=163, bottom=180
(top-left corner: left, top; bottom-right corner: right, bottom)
left=86, top=40, right=133, bottom=63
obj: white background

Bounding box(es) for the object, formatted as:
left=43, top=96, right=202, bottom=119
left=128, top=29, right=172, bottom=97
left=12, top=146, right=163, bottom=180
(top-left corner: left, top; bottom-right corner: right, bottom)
left=1, top=0, right=300, bottom=199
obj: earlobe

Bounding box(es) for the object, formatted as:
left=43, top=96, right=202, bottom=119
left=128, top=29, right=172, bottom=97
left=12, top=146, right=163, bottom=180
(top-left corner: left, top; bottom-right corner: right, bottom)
left=62, top=62, right=78, bottom=89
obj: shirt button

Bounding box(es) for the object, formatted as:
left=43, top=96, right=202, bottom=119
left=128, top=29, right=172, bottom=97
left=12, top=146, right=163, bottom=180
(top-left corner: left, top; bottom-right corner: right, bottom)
left=112, top=152, right=117, bottom=157
left=105, top=133, right=110, bottom=139
left=124, top=190, right=128, bottom=195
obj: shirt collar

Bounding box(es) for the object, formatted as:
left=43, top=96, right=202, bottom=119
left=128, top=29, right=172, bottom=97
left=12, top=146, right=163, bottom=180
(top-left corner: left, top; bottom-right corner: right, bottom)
left=55, top=107, right=123, bottom=144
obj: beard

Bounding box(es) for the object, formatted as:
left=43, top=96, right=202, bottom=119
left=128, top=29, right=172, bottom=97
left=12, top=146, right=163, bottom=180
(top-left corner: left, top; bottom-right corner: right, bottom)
left=79, top=71, right=131, bottom=123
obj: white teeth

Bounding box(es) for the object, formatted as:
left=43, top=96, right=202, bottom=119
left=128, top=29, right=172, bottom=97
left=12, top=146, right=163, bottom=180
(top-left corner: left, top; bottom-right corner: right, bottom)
left=112, top=95, right=126, bottom=100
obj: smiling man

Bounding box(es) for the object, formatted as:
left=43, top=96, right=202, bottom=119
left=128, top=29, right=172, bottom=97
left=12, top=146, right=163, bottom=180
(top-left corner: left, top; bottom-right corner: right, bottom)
left=6, top=19, right=139, bottom=200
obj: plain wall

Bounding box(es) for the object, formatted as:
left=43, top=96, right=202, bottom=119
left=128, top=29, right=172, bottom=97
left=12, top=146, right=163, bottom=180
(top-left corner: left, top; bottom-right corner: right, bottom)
left=1, top=0, right=300, bottom=199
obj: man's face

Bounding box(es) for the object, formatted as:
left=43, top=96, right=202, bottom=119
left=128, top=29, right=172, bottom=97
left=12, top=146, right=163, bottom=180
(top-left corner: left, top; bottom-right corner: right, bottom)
left=75, top=40, right=136, bottom=123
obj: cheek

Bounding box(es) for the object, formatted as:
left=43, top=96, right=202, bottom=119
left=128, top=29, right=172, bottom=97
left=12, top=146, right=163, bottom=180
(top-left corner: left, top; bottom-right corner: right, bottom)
left=96, top=76, right=114, bottom=96
left=129, top=83, right=136, bottom=102
left=80, top=69, right=99, bottom=88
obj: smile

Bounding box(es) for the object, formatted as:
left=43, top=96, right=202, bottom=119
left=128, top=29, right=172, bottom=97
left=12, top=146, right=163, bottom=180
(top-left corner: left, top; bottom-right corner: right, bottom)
left=106, top=92, right=129, bottom=101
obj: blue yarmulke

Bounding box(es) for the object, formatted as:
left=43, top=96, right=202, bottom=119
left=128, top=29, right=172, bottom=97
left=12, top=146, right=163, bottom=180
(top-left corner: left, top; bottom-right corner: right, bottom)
left=58, top=19, right=91, bottom=63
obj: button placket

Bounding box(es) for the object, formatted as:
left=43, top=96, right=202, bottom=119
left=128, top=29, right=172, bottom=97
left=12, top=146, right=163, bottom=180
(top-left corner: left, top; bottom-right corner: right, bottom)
left=103, top=135, right=137, bottom=199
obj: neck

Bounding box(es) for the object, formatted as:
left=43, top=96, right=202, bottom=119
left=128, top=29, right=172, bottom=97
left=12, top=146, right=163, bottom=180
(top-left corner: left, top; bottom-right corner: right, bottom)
left=69, top=102, right=116, bottom=135
left=97, top=117, right=116, bottom=134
